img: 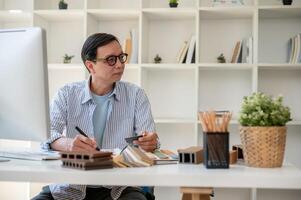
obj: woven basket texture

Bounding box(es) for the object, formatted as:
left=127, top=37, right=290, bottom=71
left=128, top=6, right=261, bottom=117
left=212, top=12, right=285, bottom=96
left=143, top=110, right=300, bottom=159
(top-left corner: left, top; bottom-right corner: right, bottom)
left=239, top=126, right=286, bottom=168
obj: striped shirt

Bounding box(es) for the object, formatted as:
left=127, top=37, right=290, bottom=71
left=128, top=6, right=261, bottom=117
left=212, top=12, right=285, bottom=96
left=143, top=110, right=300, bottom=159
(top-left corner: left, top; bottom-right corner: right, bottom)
left=42, top=78, right=156, bottom=200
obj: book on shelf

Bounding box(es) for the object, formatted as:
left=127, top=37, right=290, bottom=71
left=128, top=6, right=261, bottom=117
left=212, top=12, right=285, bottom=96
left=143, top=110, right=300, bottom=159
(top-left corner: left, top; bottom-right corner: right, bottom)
left=122, top=33, right=132, bottom=64
left=288, top=33, right=301, bottom=64
left=185, top=35, right=196, bottom=64
left=241, top=38, right=248, bottom=63
left=297, top=33, right=301, bottom=63
left=130, top=28, right=138, bottom=64
left=230, top=37, right=253, bottom=64
left=177, top=41, right=189, bottom=63
left=113, top=146, right=178, bottom=167
left=296, top=34, right=301, bottom=63
left=231, top=40, right=242, bottom=63
left=288, top=37, right=294, bottom=63
left=247, top=37, right=253, bottom=64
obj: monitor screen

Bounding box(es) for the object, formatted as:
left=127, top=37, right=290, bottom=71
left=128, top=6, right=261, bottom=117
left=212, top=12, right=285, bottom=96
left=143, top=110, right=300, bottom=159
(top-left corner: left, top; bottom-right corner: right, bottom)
left=0, top=27, right=50, bottom=141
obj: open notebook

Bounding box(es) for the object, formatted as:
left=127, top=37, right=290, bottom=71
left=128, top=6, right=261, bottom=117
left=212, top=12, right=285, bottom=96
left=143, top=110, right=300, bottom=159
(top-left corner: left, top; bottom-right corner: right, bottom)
left=0, top=147, right=60, bottom=161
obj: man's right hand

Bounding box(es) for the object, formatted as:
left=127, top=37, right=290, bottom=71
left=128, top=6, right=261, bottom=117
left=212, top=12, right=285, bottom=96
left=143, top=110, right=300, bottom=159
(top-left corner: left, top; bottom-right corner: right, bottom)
left=50, top=135, right=98, bottom=152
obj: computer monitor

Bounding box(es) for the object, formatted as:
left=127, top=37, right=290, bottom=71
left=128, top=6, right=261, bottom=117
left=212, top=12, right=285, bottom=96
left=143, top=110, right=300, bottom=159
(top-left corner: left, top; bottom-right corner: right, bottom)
left=0, top=27, right=50, bottom=142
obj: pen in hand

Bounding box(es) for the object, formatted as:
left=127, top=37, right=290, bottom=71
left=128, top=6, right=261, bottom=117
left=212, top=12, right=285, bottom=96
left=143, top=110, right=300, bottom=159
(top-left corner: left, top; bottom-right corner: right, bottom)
left=75, top=126, right=100, bottom=151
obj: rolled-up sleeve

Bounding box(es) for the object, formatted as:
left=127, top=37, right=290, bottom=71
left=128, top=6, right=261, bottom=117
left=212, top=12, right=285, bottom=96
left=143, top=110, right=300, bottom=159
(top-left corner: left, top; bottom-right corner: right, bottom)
left=41, top=86, right=68, bottom=150
left=134, top=88, right=156, bottom=134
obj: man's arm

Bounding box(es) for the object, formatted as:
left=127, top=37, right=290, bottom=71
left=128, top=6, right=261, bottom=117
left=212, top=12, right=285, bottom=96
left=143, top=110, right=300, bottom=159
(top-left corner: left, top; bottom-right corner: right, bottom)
left=42, top=86, right=97, bottom=152
left=133, top=88, right=159, bottom=152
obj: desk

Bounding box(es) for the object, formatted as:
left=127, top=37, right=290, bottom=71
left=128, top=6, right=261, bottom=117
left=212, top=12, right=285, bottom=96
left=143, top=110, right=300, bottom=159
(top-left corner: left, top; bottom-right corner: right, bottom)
left=0, top=159, right=301, bottom=189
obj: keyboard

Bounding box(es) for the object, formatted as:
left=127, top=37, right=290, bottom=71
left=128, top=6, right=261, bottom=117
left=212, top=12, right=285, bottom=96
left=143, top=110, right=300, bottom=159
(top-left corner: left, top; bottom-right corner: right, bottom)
left=0, top=148, right=60, bottom=161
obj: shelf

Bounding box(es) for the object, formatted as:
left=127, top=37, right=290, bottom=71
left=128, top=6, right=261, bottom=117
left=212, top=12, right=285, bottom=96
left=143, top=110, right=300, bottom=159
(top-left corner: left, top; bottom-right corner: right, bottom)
left=87, top=9, right=140, bottom=20
left=141, top=64, right=197, bottom=70
left=143, top=8, right=196, bottom=20
left=259, top=6, right=301, bottom=18
left=125, top=64, right=140, bottom=69
left=34, top=10, right=84, bottom=21
left=0, top=11, right=31, bottom=22
left=48, top=63, right=84, bottom=70
left=142, top=0, right=196, bottom=9
left=288, top=120, right=301, bottom=125
left=199, top=7, right=254, bottom=19
left=154, top=118, right=195, bottom=124
left=258, top=63, right=301, bottom=70
left=199, top=63, right=254, bottom=70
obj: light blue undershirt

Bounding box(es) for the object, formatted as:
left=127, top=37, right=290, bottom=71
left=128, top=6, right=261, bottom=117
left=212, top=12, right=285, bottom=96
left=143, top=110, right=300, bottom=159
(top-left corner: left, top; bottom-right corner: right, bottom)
left=91, top=90, right=113, bottom=147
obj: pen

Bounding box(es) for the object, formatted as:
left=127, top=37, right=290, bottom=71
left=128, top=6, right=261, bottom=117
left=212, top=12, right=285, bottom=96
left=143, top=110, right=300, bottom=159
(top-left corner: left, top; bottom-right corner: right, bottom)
left=75, top=126, right=100, bottom=151
left=120, top=144, right=128, bottom=154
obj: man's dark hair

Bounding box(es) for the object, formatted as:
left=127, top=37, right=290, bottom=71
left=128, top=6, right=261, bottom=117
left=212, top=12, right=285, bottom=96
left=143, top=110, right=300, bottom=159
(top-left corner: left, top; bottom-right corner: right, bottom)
left=81, top=33, right=119, bottom=71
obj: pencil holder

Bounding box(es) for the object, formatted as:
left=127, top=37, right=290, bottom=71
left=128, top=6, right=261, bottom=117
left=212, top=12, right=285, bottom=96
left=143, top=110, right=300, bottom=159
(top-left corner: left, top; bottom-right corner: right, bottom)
left=203, top=132, right=229, bottom=169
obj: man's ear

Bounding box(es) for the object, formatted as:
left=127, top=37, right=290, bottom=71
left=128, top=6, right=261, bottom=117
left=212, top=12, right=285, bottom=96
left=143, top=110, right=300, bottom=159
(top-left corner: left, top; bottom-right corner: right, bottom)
left=85, top=60, right=95, bottom=74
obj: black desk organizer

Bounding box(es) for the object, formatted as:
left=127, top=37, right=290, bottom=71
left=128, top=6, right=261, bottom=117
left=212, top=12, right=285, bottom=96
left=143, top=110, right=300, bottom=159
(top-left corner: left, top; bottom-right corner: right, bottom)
left=203, top=132, right=229, bottom=169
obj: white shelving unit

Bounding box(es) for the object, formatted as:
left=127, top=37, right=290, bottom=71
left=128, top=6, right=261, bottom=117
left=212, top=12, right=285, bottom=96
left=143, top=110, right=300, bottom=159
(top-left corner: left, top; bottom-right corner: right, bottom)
left=1, top=0, right=301, bottom=200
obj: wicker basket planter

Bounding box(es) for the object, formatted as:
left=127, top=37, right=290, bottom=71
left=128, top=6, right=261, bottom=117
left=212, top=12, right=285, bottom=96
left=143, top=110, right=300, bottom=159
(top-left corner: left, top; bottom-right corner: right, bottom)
left=239, top=126, right=287, bottom=168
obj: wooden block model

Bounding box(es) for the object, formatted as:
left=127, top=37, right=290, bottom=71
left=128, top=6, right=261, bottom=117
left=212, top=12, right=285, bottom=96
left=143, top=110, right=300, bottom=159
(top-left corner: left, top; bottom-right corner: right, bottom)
left=229, top=150, right=238, bottom=164
left=178, top=146, right=203, bottom=164
left=60, top=151, right=113, bottom=170
left=232, top=145, right=244, bottom=159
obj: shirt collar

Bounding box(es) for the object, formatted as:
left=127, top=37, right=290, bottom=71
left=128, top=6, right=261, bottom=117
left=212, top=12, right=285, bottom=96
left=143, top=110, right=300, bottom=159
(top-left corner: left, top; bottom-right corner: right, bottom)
left=81, top=76, right=120, bottom=104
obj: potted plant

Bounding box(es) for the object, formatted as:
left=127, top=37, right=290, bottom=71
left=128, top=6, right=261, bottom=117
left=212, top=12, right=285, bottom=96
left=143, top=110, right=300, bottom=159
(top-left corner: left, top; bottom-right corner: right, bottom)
left=282, top=0, right=293, bottom=5
left=169, top=0, right=179, bottom=8
left=63, top=54, right=74, bottom=63
left=239, top=92, right=291, bottom=168
left=58, top=0, right=68, bottom=9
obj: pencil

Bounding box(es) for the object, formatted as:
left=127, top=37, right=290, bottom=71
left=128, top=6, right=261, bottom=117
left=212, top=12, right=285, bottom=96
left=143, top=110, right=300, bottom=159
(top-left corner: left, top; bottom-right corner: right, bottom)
left=75, top=126, right=100, bottom=151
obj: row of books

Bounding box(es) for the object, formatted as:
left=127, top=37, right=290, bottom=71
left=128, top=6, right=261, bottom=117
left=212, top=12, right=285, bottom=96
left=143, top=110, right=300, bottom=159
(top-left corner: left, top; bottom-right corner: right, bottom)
left=176, top=35, right=196, bottom=64
left=113, top=146, right=178, bottom=168
left=122, top=29, right=138, bottom=64
left=288, top=33, right=301, bottom=64
left=231, top=37, right=253, bottom=63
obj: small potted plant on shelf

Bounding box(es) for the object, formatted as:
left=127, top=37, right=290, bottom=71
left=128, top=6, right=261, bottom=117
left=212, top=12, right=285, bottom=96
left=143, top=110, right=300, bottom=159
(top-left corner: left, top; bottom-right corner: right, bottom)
left=63, top=54, right=74, bottom=64
left=282, top=0, right=293, bottom=5
left=58, top=0, right=68, bottom=9
left=154, top=54, right=162, bottom=63
left=169, top=0, right=179, bottom=8
left=239, top=92, right=291, bottom=168
left=217, top=53, right=226, bottom=63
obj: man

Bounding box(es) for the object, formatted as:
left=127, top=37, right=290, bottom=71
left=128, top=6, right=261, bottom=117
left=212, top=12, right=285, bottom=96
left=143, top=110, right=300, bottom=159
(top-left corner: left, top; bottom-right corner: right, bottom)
left=32, top=33, right=159, bottom=200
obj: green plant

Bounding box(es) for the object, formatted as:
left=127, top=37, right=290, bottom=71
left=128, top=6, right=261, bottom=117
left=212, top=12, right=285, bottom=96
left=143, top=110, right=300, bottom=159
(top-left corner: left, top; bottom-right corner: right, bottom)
left=239, top=92, right=291, bottom=126
left=169, top=0, right=179, bottom=3
left=63, top=54, right=74, bottom=63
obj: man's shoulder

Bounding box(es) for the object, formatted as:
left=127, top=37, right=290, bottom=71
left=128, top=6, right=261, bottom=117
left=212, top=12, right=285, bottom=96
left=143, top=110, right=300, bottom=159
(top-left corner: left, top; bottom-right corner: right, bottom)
left=117, top=81, right=142, bottom=92
left=59, top=80, right=86, bottom=95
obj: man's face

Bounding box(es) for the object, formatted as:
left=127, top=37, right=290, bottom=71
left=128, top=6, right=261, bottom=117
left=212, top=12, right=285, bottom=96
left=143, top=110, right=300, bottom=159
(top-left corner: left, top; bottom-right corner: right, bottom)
left=90, top=40, right=125, bottom=84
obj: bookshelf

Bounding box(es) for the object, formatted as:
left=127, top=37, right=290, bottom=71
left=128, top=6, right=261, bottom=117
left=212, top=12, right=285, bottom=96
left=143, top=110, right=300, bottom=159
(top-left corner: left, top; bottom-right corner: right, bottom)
left=1, top=0, right=301, bottom=200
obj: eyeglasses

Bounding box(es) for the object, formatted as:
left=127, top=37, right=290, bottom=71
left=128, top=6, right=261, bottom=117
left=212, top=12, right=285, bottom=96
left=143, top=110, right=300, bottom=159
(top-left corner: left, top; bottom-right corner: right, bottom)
left=93, top=53, right=128, bottom=66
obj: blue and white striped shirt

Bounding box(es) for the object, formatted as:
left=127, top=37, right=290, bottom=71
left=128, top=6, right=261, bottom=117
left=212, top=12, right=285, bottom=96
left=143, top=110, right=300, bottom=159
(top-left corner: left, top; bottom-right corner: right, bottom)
left=42, top=78, right=156, bottom=200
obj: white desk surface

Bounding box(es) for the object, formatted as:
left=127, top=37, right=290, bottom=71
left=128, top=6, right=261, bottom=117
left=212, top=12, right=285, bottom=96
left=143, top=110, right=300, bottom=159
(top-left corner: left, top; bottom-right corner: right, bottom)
left=0, top=159, right=300, bottom=189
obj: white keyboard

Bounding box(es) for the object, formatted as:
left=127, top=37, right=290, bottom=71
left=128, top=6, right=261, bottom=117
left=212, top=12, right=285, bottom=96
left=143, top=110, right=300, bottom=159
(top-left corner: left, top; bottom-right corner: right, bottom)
left=0, top=148, right=60, bottom=161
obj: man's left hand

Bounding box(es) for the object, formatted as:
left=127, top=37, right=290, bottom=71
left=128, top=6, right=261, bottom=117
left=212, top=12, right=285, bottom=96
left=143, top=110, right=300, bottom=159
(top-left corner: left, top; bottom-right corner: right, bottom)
left=133, top=132, right=158, bottom=152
